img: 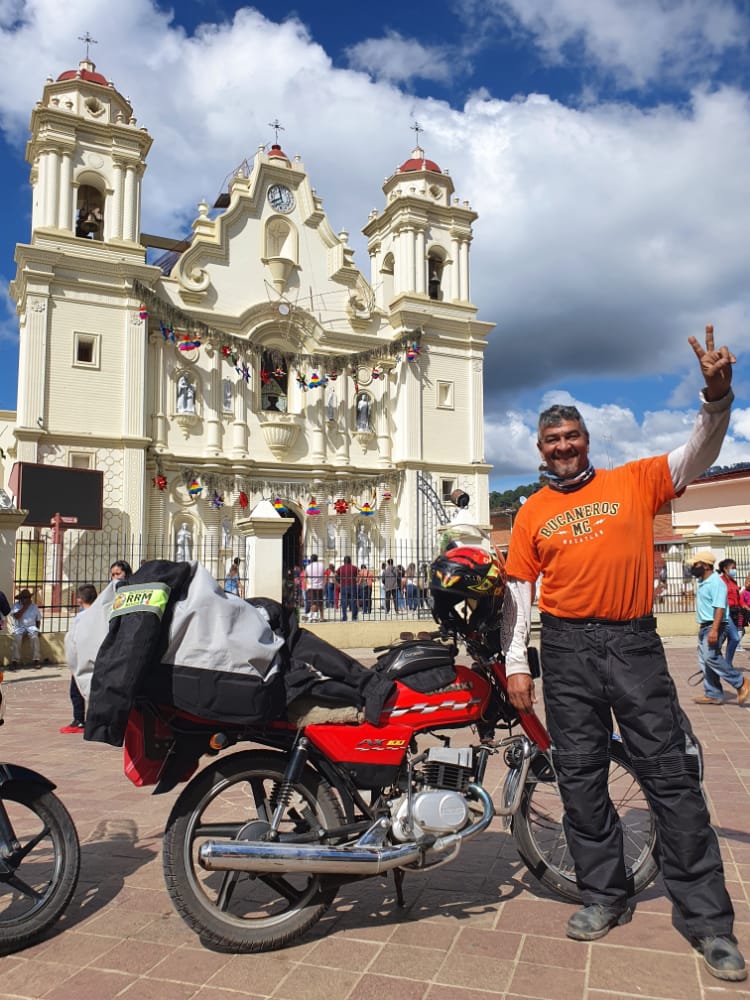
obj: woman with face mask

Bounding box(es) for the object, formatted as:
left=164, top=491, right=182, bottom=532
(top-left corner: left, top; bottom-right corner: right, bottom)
left=718, top=559, right=742, bottom=665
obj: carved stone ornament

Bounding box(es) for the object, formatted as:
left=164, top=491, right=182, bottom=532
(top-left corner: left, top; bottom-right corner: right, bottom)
left=174, top=412, right=201, bottom=439
left=354, top=428, right=375, bottom=454
left=29, top=298, right=47, bottom=313
left=259, top=412, right=302, bottom=458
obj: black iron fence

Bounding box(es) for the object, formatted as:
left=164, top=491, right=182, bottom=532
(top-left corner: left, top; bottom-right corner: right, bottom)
left=9, top=530, right=750, bottom=634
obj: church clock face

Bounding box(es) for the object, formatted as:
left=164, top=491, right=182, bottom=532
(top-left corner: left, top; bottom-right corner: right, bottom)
left=267, top=184, right=295, bottom=214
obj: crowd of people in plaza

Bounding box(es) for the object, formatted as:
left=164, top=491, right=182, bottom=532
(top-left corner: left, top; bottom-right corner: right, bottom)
left=281, top=556, right=432, bottom=622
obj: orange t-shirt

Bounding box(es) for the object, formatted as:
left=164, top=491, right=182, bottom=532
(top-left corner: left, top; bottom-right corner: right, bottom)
left=505, top=456, right=675, bottom=620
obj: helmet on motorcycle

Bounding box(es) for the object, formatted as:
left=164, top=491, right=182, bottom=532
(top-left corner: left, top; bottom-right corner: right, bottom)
left=429, top=545, right=507, bottom=637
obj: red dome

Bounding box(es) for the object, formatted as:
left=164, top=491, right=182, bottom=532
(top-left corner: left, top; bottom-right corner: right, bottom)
left=268, top=144, right=289, bottom=160
left=398, top=152, right=441, bottom=174
left=56, top=67, right=108, bottom=86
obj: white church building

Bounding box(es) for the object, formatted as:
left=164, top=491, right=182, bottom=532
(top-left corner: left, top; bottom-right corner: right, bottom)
left=1, top=56, right=494, bottom=606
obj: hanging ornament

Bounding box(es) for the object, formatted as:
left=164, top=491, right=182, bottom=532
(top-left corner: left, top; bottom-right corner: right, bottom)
left=333, top=498, right=349, bottom=515
left=381, top=488, right=392, bottom=502
left=306, top=497, right=321, bottom=515
left=260, top=368, right=271, bottom=385
left=273, top=497, right=288, bottom=515
left=237, top=490, right=249, bottom=509
left=406, top=343, right=421, bottom=361
left=236, top=362, right=251, bottom=383
left=210, top=490, right=224, bottom=509
left=357, top=501, right=376, bottom=516
left=297, top=373, right=309, bottom=391
left=160, top=322, right=176, bottom=343
left=372, top=366, right=384, bottom=380
left=138, top=304, right=149, bottom=321
left=307, top=372, right=327, bottom=389
left=187, top=478, right=202, bottom=497
left=326, top=370, right=338, bottom=381
left=177, top=334, right=202, bottom=352
left=152, top=474, right=167, bottom=491
left=272, top=366, right=286, bottom=379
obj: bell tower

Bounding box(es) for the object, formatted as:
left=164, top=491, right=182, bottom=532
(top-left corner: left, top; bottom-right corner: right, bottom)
left=362, top=138, right=477, bottom=310
left=25, top=54, right=152, bottom=246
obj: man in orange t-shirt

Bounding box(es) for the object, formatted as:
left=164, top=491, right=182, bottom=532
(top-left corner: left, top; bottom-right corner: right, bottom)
left=504, top=328, right=745, bottom=982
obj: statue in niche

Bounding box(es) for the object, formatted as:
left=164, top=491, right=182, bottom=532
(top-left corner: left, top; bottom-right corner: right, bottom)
left=356, top=392, right=371, bottom=431
left=356, top=522, right=371, bottom=566
left=222, top=518, right=232, bottom=550
left=175, top=522, right=193, bottom=562
left=177, top=374, right=196, bottom=413
left=222, top=379, right=232, bottom=412
left=326, top=390, right=336, bottom=423
left=326, top=521, right=336, bottom=550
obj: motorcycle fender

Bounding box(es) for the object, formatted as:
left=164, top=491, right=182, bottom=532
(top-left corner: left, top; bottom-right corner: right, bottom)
left=501, top=766, right=523, bottom=830
left=0, top=762, right=56, bottom=792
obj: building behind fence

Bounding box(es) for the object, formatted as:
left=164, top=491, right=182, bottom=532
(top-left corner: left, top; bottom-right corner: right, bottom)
left=10, top=527, right=750, bottom=634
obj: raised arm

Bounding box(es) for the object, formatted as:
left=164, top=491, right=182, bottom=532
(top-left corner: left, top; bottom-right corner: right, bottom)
left=669, top=325, right=735, bottom=493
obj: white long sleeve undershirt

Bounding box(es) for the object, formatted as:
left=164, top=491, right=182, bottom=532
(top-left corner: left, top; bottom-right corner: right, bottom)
left=503, top=389, right=733, bottom=677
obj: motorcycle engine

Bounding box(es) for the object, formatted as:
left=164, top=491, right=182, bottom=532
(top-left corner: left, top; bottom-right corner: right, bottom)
left=390, top=746, right=474, bottom=841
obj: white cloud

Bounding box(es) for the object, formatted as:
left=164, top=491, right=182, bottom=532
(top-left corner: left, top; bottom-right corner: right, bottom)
left=460, top=0, right=748, bottom=90
left=345, top=30, right=464, bottom=85
left=0, top=1, right=749, bottom=484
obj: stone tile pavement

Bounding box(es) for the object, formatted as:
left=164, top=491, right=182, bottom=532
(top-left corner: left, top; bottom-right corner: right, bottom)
left=0, top=640, right=748, bottom=999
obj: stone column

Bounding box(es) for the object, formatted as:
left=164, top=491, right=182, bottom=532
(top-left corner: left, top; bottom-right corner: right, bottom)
left=112, top=162, right=124, bottom=239
left=450, top=237, right=460, bottom=301
left=236, top=500, right=294, bottom=602
left=469, top=356, right=484, bottom=464
left=58, top=152, right=73, bottom=231
left=231, top=379, right=248, bottom=458
left=206, top=348, right=222, bottom=457
left=415, top=229, right=426, bottom=295
left=404, top=226, right=415, bottom=292
left=459, top=240, right=470, bottom=301
left=309, top=389, right=326, bottom=465
left=123, top=165, right=137, bottom=242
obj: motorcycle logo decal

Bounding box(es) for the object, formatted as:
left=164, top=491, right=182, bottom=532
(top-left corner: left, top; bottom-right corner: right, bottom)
left=355, top=738, right=407, bottom=751
left=110, top=583, right=171, bottom=619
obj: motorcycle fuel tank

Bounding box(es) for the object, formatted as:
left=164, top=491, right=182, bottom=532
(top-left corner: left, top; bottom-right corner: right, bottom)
left=304, top=664, right=491, bottom=789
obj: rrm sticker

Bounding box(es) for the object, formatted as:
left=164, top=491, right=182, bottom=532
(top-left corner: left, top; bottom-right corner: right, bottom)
left=110, top=583, right=171, bottom=620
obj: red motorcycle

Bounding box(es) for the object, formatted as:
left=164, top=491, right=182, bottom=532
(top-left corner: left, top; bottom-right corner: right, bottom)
left=121, top=550, right=658, bottom=953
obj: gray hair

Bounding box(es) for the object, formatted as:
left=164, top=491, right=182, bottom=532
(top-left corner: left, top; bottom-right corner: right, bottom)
left=538, top=404, right=589, bottom=441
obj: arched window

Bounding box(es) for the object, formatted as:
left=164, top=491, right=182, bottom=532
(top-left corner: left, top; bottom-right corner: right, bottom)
left=427, top=250, right=445, bottom=301
left=76, top=183, right=104, bottom=240
left=261, top=350, right=288, bottom=412
left=380, top=252, right=395, bottom=305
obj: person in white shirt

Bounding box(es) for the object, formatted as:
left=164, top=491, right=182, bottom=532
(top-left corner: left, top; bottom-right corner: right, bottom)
left=10, top=589, right=41, bottom=668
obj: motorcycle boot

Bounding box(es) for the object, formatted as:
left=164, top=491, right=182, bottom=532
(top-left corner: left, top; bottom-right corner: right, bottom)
left=696, top=936, right=747, bottom=981
left=566, top=903, right=633, bottom=941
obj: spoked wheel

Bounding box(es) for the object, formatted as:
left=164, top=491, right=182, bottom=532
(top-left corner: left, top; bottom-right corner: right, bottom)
left=0, top=783, right=80, bottom=954
left=511, top=741, right=658, bottom=901
left=163, top=751, right=344, bottom=953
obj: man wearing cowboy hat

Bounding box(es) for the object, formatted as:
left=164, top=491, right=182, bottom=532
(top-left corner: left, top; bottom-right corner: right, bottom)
left=688, top=550, right=750, bottom=706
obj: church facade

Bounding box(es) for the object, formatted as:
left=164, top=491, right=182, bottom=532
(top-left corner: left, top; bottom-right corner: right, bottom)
left=4, top=57, right=494, bottom=590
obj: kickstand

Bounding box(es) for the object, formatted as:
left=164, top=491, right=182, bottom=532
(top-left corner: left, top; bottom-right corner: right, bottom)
left=392, top=867, right=406, bottom=908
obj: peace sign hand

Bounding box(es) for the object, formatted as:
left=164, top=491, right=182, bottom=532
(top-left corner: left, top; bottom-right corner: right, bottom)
left=688, top=324, right=735, bottom=402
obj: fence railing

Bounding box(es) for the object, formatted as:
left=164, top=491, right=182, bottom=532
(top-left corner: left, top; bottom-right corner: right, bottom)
left=10, top=531, right=750, bottom=633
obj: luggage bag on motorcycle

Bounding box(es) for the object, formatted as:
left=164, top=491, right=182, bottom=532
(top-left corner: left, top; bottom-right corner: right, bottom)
left=82, top=562, right=287, bottom=746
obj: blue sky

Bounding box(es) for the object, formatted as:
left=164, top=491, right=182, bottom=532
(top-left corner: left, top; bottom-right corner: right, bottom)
left=1, top=0, right=749, bottom=488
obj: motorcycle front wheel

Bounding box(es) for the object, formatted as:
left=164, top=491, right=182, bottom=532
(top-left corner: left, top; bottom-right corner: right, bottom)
left=511, top=741, right=658, bottom=901
left=0, top=782, right=80, bottom=955
left=163, top=750, right=344, bottom=953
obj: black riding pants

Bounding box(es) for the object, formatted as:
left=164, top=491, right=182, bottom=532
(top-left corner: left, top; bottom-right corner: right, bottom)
left=540, top=613, right=734, bottom=939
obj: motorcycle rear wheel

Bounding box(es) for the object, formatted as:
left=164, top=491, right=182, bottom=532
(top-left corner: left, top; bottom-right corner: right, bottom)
left=511, top=741, right=658, bottom=901
left=163, top=750, right=344, bottom=953
left=0, top=783, right=80, bottom=955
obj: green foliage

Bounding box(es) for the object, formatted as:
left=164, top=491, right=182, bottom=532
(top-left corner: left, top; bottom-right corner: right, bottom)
left=489, top=482, right=542, bottom=511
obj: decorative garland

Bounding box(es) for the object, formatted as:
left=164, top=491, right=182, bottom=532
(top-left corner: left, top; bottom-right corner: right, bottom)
left=132, top=278, right=423, bottom=373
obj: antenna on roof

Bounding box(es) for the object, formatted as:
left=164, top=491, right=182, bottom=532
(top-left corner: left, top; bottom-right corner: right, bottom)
left=78, top=31, right=98, bottom=60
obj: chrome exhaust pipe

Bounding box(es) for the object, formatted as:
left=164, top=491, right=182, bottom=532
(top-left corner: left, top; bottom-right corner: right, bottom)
left=199, top=783, right=494, bottom=876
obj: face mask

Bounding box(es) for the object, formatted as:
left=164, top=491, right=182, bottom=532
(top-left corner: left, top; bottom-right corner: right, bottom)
left=728, top=568, right=737, bottom=579
left=690, top=565, right=706, bottom=579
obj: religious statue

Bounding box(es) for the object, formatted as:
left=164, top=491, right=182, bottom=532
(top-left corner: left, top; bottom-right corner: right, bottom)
left=175, top=522, right=193, bottom=562
left=177, top=374, right=196, bottom=413
left=356, top=392, right=371, bottom=432
left=222, top=379, right=232, bottom=412
left=356, top=522, right=371, bottom=566
left=221, top=518, right=232, bottom=550
left=326, top=390, right=336, bottom=423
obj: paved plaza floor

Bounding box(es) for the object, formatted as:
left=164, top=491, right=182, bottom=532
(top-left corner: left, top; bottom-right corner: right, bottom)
left=0, top=640, right=748, bottom=1000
